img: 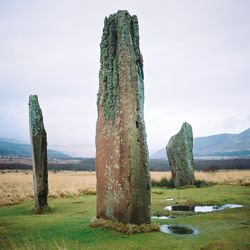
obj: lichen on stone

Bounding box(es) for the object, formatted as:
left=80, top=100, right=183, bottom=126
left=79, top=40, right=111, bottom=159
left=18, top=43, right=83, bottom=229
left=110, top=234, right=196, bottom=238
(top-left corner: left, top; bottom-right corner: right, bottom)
left=29, top=94, right=48, bottom=211
left=96, top=10, right=151, bottom=225
left=97, top=10, right=145, bottom=126
left=166, top=122, right=195, bottom=188
left=104, top=164, right=124, bottom=220
left=29, top=95, right=43, bottom=137
left=98, top=13, right=119, bottom=125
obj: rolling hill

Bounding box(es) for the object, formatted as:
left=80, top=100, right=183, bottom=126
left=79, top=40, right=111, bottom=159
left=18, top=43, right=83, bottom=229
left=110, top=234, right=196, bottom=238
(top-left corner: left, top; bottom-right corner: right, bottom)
left=0, top=138, right=70, bottom=158
left=151, top=128, right=250, bottom=159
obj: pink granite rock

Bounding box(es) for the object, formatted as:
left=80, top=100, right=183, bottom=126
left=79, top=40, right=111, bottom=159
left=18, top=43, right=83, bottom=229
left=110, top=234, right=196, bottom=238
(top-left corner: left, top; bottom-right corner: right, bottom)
left=96, top=10, right=150, bottom=224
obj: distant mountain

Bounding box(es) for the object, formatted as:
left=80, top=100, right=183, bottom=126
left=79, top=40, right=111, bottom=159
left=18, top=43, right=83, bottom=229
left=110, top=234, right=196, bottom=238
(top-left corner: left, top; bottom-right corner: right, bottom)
left=151, top=128, right=250, bottom=159
left=0, top=138, right=70, bottom=158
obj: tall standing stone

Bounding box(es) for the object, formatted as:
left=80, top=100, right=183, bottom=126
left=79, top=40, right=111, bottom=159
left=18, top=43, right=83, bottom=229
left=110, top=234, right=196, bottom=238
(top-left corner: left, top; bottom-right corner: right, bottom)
left=96, top=10, right=150, bottom=225
left=166, top=122, right=195, bottom=188
left=29, top=95, right=48, bottom=211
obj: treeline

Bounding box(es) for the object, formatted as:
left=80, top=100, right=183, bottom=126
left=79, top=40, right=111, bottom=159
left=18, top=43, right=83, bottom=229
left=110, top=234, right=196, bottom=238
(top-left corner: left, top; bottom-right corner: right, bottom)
left=0, top=158, right=95, bottom=171
left=149, top=159, right=250, bottom=171
left=49, top=158, right=95, bottom=171
left=195, top=159, right=250, bottom=170
left=1, top=158, right=250, bottom=171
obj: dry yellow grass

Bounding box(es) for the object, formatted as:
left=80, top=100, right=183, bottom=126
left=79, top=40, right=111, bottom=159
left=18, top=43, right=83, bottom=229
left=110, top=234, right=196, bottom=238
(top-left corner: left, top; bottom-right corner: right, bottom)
left=0, top=170, right=96, bottom=206
left=0, top=170, right=249, bottom=206
left=89, top=218, right=160, bottom=234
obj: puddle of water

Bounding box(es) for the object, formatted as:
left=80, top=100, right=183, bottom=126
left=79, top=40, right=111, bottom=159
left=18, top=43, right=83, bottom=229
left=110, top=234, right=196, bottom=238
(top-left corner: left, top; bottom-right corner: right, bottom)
left=151, top=216, right=172, bottom=219
left=164, top=204, right=243, bottom=213
left=165, top=205, right=195, bottom=211
left=166, top=198, right=175, bottom=201
left=160, top=224, right=198, bottom=235
left=194, top=204, right=243, bottom=212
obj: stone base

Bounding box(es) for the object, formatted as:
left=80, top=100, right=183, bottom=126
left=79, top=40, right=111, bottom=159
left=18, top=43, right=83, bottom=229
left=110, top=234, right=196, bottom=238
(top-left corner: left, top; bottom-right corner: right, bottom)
left=32, top=205, right=51, bottom=214
left=89, top=218, right=159, bottom=234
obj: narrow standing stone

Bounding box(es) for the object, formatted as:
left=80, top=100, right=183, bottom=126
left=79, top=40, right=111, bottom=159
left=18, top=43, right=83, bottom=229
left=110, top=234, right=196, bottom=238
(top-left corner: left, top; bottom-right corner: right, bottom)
left=96, top=10, right=151, bottom=225
left=166, top=122, right=195, bottom=188
left=29, top=95, right=48, bottom=211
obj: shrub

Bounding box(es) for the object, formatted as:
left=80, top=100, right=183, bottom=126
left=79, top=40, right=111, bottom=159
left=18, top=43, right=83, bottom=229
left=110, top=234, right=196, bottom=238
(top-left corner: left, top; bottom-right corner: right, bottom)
left=194, top=179, right=214, bottom=188
left=152, top=177, right=215, bottom=188
left=151, top=177, right=175, bottom=188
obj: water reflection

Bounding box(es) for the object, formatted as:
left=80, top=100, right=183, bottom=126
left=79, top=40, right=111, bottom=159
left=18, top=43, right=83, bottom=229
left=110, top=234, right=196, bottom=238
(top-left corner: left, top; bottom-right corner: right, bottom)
left=160, top=224, right=199, bottom=235
left=164, top=204, right=243, bottom=212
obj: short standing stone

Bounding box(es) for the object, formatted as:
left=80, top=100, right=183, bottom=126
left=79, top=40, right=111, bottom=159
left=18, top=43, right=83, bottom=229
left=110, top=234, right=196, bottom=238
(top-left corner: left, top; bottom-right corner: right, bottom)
left=166, top=122, right=195, bottom=188
left=29, top=95, right=48, bottom=210
left=96, top=10, right=151, bottom=225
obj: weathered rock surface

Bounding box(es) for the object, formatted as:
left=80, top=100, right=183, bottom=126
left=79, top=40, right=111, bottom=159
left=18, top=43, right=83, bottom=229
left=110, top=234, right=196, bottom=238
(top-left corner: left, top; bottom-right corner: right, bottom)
left=166, top=122, right=195, bottom=187
left=96, top=10, right=150, bottom=225
left=29, top=95, right=48, bottom=209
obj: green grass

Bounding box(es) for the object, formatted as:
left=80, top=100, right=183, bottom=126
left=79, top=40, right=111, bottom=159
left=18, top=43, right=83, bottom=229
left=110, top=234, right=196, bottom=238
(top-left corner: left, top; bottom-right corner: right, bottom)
left=0, top=185, right=250, bottom=249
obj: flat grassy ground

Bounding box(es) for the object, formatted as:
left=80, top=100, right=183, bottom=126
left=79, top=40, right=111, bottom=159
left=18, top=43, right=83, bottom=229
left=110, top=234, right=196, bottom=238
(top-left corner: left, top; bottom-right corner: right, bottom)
left=0, top=185, right=249, bottom=249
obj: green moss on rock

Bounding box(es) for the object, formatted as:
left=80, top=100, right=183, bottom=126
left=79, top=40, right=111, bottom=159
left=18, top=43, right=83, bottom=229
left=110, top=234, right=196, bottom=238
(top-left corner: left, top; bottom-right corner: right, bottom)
left=98, top=13, right=119, bottom=125
left=29, top=95, right=43, bottom=137
left=29, top=95, right=48, bottom=210
left=166, top=122, right=195, bottom=188
left=96, top=10, right=151, bottom=225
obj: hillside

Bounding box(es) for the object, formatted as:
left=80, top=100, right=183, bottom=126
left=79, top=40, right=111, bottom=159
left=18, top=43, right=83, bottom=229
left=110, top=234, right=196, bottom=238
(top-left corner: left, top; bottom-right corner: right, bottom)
left=151, top=128, right=250, bottom=159
left=0, top=138, right=70, bottom=158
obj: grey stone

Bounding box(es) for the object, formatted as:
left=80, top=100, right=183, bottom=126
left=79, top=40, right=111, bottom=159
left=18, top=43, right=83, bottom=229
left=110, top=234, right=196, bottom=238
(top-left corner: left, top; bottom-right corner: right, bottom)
left=96, top=10, right=151, bottom=224
left=29, top=95, right=48, bottom=210
left=166, top=122, right=195, bottom=187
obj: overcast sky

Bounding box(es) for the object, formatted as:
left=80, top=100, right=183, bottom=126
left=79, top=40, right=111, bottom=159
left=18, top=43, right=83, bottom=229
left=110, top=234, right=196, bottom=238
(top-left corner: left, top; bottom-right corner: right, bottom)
left=0, top=0, right=249, bottom=157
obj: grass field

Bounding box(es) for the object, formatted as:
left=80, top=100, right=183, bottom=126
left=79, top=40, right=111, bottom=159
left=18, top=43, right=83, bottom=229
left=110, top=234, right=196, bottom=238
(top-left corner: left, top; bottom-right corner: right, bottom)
left=0, top=170, right=250, bottom=206
left=0, top=170, right=250, bottom=249
left=0, top=184, right=249, bottom=249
